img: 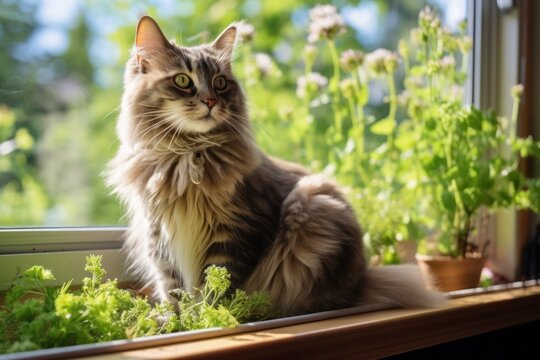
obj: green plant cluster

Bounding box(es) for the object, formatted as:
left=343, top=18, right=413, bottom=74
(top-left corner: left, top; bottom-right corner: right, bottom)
left=236, top=6, right=540, bottom=261
left=0, top=255, right=271, bottom=354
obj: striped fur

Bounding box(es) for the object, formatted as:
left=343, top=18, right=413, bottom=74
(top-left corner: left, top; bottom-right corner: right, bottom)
left=107, top=16, right=444, bottom=316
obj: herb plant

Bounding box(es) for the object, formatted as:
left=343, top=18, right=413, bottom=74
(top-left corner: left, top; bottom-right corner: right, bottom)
left=248, top=5, right=540, bottom=261
left=399, top=8, right=540, bottom=258
left=0, top=255, right=271, bottom=354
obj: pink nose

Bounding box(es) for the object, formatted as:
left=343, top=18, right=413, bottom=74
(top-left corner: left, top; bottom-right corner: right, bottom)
left=202, top=98, right=218, bottom=109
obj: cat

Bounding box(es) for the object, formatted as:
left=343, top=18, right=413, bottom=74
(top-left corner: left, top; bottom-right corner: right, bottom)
left=106, top=16, right=444, bottom=317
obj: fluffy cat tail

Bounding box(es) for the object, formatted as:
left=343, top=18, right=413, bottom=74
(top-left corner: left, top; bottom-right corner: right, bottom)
left=356, top=265, right=447, bottom=312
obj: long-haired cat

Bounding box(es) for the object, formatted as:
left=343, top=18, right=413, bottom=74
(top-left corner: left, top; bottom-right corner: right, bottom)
left=107, top=16, right=444, bottom=316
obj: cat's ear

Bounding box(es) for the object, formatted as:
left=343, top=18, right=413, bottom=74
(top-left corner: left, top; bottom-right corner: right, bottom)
left=211, top=24, right=238, bottom=60
left=135, top=16, right=169, bottom=63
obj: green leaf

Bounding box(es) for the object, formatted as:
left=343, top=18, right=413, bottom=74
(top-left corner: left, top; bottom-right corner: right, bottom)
left=425, top=117, right=436, bottom=131
left=24, top=266, right=55, bottom=282
left=441, top=190, right=456, bottom=213
left=394, top=122, right=416, bottom=151
left=370, top=117, right=395, bottom=135
left=14, top=129, right=34, bottom=150
left=476, top=165, right=493, bottom=188
left=204, top=265, right=231, bottom=300
left=467, top=107, right=483, bottom=131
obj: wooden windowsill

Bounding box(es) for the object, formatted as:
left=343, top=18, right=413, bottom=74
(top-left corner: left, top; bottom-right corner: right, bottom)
left=87, top=284, right=540, bottom=360
left=7, top=283, right=540, bottom=360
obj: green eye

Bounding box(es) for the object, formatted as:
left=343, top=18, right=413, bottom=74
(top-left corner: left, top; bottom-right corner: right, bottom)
left=174, top=73, right=191, bottom=89
left=213, top=75, right=227, bottom=90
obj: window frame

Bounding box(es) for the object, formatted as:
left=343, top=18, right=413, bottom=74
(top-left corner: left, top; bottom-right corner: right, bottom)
left=469, top=0, right=530, bottom=280
left=0, top=227, right=128, bottom=290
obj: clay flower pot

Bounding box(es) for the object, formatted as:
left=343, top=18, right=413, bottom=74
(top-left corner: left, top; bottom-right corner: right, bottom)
left=416, top=255, right=487, bottom=292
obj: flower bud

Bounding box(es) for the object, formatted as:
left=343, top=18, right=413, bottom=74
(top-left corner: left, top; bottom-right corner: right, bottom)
left=308, top=5, right=346, bottom=42
left=340, top=49, right=364, bottom=72
left=365, top=49, right=399, bottom=75
left=511, top=84, right=524, bottom=98
left=296, top=72, right=328, bottom=98
left=238, top=23, right=255, bottom=43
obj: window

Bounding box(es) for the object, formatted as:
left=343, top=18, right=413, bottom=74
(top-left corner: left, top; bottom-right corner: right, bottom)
left=4, top=0, right=539, bottom=357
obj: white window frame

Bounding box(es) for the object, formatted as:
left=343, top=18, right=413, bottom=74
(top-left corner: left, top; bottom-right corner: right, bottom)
left=0, top=228, right=130, bottom=289
left=468, top=0, right=522, bottom=280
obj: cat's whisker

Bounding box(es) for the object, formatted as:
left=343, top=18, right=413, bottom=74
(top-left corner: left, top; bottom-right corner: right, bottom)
left=153, top=113, right=187, bottom=150
left=134, top=119, right=167, bottom=139
left=102, top=103, right=122, bottom=122
left=148, top=120, right=178, bottom=149
left=133, top=112, right=180, bottom=139
left=137, top=119, right=172, bottom=143
left=166, top=120, right=188, bottom=153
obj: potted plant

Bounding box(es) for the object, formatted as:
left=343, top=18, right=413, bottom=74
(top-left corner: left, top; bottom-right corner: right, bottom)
left=288, top=6, right=540, bottom=286
left=396, top=8, right=540, bottom=291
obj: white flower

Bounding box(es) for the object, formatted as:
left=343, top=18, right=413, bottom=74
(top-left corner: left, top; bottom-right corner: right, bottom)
left=365, top=49, right=399, bottom=75
left=340, top=49, right=364, bottom=72
left=440, top=55, right=456, bottom=71
left=296, top=72, right=328, bottom=98
left=238, top=23, right=255, bottom=43
left=254, top=52, right=273, bottom=77
left=418, top=6, right=440, bottom=31
left=308, top=5, right=346, bottom=43
left=511, top=84, right=524, bottom=98
left=339, top=78, right=355, bottom=97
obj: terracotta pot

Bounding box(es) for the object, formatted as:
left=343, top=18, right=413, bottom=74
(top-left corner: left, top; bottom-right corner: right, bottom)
left=415, top=255, right=487, bottom=292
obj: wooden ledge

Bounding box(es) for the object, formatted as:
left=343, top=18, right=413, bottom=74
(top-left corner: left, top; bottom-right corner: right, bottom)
left=73, top=285, right=540, bottom=360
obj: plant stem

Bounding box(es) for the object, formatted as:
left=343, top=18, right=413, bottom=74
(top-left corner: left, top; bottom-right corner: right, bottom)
left=460, top=50, right=468, bottom=76
left=303, top=53, right=315, bottom=162
left=352, top=71, right=366, bottom=155
left=510, top=95, right=521, bottom=142
left=327, top=40, right=341, bottom=86
left=444, top=125, right=468, bottom=257
left=327, top=40, right=343, bottom=141
left=386, top=73, right=397, bottom=149
left=346, top=94, right=358, bottom=132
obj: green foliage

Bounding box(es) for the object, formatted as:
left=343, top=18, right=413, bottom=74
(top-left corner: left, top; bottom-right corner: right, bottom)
left=170, top=265, right=271, bottom=330
left=0, top=256, right=271, bottom=355
left=394, top=9, right=540, bottom=258
left=253, top=5, right=539, bottom=261
left=0, top=106, right=48, bottom=225
left=1, top=1, right=446, bottom=227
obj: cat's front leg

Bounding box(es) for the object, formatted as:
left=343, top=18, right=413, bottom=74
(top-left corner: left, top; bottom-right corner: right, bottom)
left=244, top=175, right=366, bottom=316
left=125, top=211, right=182, bottom=302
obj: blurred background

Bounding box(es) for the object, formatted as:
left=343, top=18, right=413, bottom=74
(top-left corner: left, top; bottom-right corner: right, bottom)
left=0, top=0, right=465, bottom=226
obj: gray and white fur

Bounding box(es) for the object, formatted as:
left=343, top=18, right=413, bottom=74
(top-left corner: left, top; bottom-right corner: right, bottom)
left=107, top=16, right=444, bottom=316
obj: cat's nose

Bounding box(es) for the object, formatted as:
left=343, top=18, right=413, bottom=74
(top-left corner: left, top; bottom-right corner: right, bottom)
left=201, top=98, right=218, bottom=110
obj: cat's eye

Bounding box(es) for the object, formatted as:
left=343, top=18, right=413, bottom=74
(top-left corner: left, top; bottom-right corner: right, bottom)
left=213, top=75, right=227, bottom=90
left=174, top=73, right=192, bottom=89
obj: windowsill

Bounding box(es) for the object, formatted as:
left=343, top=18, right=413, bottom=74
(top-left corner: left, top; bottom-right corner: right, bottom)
left=8, top=282, right=540, bottom=360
